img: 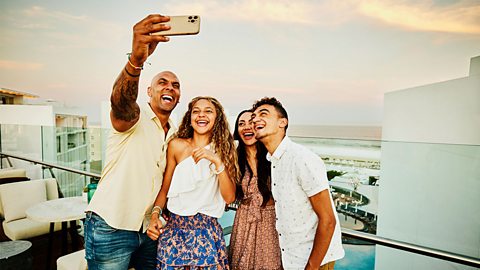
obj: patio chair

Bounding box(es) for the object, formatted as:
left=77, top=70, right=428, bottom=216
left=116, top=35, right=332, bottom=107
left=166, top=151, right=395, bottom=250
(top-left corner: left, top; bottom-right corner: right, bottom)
left=0, top=167, right=29, bottom=185
left=0, top=178, right=62, bottom=240
left=56, top=249, right=87, bottom=270
left=57, top=249, right=135, bottom=270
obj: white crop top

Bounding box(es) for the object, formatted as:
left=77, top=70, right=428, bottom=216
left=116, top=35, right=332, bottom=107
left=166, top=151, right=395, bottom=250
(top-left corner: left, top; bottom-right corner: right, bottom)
left=166, top=152, right=225, bottom=218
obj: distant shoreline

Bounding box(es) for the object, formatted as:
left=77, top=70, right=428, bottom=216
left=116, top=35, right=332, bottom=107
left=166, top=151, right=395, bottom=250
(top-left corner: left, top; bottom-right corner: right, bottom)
left=288, top=125, right=382, bottom=140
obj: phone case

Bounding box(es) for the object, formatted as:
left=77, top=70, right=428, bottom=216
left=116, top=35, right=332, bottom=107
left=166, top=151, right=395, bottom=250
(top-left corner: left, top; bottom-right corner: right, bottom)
left=151, top=15, right=201, bottom=36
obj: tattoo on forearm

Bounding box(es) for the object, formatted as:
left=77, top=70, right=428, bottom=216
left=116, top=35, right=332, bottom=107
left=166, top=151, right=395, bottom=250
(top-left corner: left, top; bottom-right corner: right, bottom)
left=111, top=70, right=140, bottom=122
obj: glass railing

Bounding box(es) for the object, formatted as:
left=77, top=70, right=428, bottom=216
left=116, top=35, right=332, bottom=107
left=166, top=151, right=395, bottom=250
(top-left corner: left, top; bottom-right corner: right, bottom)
left=1, top=124, right=106, bottom=197
left=1, top=123, right=479, bottom=270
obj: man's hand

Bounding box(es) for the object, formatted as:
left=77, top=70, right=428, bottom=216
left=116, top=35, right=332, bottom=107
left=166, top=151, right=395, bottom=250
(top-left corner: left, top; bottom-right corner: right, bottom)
left=146, top=215, right=165, bottom=241
left=110, top=14, right=171, bottom=132
left=130, top=14, right=171, bottom=68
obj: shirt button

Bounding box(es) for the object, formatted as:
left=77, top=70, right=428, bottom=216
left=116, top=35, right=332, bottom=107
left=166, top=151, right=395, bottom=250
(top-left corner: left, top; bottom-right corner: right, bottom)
left=279, top=233, right=282, bottom=236
left=282, top=248, right=284, bottom=251
left=273, top=183, right=276, bottom=186
left=273, top=166, right=275, bottom=168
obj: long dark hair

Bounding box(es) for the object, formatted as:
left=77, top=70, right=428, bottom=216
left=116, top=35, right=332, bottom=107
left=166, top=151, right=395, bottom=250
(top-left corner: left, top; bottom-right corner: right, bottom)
left=233, top=109, right=272, bottom=207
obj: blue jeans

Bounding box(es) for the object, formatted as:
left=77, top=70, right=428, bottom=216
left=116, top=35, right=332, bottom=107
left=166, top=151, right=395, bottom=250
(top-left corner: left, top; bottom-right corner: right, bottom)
left=84, top=212, right=157, bottom=270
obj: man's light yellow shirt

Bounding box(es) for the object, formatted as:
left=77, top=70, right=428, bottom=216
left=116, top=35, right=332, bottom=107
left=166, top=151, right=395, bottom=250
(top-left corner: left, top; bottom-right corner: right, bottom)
left=86, top=104, right=176, bottom=231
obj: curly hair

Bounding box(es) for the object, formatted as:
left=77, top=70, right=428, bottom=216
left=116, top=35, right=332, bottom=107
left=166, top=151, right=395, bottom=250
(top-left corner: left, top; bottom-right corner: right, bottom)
left=175, top=96, right=240, bottom=183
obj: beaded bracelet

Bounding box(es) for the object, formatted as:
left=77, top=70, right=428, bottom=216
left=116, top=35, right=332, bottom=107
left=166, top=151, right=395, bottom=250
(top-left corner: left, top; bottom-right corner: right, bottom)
left=151, top=205, right=163, bottom=216
left=126, top=53, right=143, bottom=70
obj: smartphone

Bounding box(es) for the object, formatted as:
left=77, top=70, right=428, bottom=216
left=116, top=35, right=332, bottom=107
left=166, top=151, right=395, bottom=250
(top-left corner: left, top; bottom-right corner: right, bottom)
left=151, top=15, right=201, bottom=36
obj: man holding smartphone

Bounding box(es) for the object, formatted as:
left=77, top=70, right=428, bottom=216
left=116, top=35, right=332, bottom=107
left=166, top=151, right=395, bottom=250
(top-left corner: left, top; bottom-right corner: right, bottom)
left=251, top=97, right=345, bottom=270
left=84, top=14, right=179, bottom=270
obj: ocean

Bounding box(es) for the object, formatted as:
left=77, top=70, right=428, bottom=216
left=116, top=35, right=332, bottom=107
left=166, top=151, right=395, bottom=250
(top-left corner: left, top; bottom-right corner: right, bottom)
left=288, top=125, right=382, bottom=140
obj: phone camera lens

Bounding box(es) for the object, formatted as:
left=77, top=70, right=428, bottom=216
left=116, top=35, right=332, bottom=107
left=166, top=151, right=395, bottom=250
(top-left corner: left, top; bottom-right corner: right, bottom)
left=188, top=16, right=193, bottom=19
left=194, top=16, right=198, bottom=19
left=189, top=20, right=194, bottom=23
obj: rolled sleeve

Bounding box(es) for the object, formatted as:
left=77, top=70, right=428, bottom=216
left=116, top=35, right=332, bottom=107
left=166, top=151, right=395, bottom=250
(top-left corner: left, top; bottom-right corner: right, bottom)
left=297, top=151, right=329, bottom=197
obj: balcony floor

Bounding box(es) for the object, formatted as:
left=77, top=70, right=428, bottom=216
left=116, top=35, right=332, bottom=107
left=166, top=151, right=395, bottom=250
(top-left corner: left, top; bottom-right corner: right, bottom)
left=1, top=229, right=84, bottom=270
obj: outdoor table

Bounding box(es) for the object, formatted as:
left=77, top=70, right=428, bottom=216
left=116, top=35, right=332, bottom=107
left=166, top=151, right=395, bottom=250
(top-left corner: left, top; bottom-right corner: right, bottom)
left=0, top=240, right=33, bottom=270
left=26, top=196, right=87, bottom=270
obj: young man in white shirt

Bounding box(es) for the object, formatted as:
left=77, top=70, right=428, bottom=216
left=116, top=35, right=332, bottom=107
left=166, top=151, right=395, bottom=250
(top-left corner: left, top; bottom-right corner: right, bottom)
left=252, top=97, right=345, bottom=270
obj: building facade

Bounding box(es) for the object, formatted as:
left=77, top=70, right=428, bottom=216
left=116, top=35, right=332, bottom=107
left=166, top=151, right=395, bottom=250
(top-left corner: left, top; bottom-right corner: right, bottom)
left=376, top=56, right=480, bottom=269
left=0, top=89, right=90, bottom=197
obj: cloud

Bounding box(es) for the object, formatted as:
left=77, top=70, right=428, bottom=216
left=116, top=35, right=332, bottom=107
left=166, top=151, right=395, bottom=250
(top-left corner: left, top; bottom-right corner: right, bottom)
left=2, top=6, right=124, bottom=49
left=3, top=6, right=87, bottom=30
left=46, top=83, right=68, bottom=89
left=165, top=0, right=480, bottom=33
left=356, top=0, right=480, bottom=34
left=0, top=60, right=43, bottom=70
left=311, top=78, right=383, bottom=104
left=19, top=23, right=52, bottom=30
left=23, top=6, right=88, bottom=22
left=164, top=0, right=355, bottom=26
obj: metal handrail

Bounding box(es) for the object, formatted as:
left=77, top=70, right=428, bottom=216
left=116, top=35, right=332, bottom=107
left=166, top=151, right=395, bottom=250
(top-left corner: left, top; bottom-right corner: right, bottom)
left=2, top=152, right=479, bottom=268
left=1, top=152, right=101, bottom=179
left=342, top=228, right=480, bottom=268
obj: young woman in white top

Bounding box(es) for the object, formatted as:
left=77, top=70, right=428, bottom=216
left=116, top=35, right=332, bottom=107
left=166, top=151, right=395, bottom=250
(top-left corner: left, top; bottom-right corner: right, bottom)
left=147, top=96, right=239, bottom=269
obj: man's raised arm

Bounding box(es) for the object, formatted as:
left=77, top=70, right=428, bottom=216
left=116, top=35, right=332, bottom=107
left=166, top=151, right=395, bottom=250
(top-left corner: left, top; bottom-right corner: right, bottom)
left=110, top=14, right=171, bottom=132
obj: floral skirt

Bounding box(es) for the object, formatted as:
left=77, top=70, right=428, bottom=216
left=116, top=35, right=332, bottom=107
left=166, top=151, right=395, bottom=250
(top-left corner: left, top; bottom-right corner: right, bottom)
left=156, top=212, right=229, bottom=270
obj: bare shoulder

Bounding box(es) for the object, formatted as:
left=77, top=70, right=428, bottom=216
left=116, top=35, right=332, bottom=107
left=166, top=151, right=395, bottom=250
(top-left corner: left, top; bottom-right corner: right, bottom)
left=168, top=138, right=192, bottom=162
left=168, top=138, right=190, bottom=155
left=168, top=138, right=189, bottom=149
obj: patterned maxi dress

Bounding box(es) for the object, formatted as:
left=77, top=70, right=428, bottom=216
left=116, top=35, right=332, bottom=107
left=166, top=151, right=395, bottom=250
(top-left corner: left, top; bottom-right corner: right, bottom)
left=229, top=170, right=282, bottom=270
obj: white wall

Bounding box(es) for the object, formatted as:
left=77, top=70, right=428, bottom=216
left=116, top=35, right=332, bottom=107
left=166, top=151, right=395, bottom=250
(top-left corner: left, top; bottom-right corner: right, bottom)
left=0, top=105, right=54, bottom=126
left=382, top=76, right=480, bottom=145
left=470, top=55, right=480, bottom=76
left=376, top=56, right=480, bottom=270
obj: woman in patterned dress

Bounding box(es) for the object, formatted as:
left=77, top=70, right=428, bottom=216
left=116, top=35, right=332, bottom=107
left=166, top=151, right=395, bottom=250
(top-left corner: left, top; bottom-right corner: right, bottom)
left=146, top=96, right=240, bottom=269
left=229, top=109, right=282, bottom=270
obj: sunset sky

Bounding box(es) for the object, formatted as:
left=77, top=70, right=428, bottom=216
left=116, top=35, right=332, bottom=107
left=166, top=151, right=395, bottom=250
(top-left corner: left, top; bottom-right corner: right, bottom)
left=1, top=0, right=479, bottom=125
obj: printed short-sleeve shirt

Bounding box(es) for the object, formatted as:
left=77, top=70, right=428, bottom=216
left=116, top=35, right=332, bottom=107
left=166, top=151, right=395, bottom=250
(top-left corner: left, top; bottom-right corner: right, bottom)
left=267, top=136, right=344, bottom=269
